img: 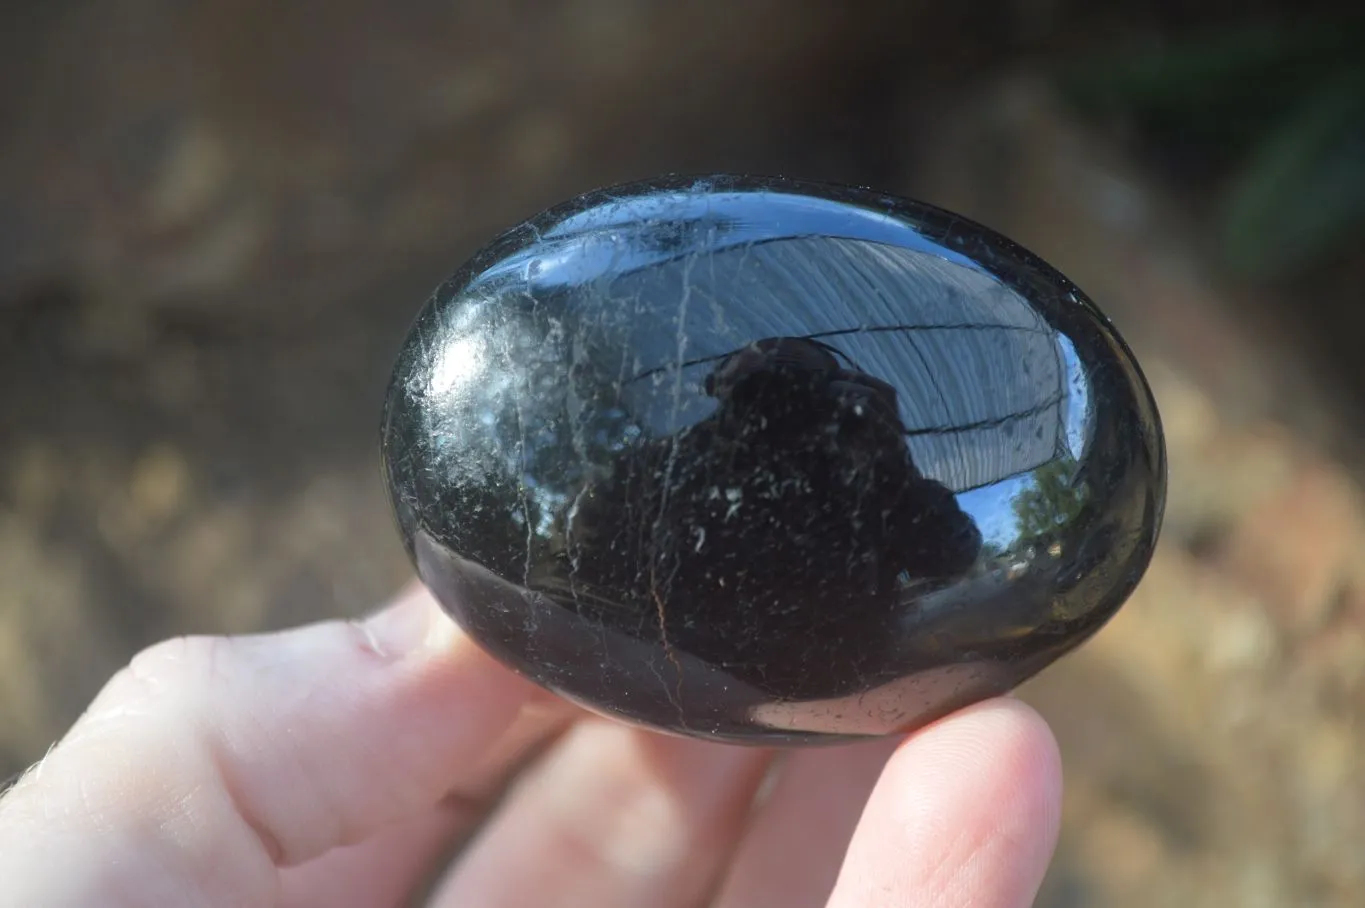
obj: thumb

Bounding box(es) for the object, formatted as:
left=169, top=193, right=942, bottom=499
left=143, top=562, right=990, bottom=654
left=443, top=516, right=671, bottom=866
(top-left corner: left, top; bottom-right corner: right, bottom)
left=0, top=586, right=557, bottom=907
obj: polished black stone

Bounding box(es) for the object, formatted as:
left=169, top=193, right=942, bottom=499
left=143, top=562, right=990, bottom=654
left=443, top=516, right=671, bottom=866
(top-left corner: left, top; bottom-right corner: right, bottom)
left=381, top=175, right=1166, bottom=745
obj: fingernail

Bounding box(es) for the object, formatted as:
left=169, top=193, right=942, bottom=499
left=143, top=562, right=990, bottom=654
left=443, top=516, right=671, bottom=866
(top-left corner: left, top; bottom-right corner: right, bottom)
left=361, top=585, right=456, bottom=658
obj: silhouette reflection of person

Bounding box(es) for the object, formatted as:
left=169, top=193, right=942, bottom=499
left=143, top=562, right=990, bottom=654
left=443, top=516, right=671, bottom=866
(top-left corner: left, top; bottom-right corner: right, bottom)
left=564, top=336, right=982, bottom=700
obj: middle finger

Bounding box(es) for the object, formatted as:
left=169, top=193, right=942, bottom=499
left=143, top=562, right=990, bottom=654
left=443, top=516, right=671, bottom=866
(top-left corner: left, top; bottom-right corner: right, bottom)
left=430, top=719, right=774, bottom=908
left=710, top=736, right=902, bottom=908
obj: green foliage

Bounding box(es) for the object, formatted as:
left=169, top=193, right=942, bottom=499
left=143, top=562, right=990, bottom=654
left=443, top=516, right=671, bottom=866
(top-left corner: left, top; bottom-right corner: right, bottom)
left=1220, top=66, right=1365, bottom=279
left=1058, top=17, right=1365, bottom=281
left=1013, top=460, right=1087, bottom=548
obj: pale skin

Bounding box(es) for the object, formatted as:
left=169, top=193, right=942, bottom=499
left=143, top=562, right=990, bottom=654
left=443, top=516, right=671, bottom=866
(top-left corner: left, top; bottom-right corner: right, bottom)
left=0, top=584, right=1062, bottom=907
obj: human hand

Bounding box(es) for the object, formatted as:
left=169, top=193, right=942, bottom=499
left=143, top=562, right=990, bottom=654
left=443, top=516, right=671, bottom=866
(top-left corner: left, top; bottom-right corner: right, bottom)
left=0, top=584, right=1062, bottom=907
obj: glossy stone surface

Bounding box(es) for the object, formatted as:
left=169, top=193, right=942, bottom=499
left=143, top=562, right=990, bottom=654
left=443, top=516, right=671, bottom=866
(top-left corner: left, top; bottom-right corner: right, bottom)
left=381, top=175, right=1166, bottom=745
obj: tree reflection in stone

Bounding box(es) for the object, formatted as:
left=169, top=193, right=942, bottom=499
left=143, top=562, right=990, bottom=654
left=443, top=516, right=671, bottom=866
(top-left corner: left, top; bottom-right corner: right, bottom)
left=1013, top=459, right=1090, bottom=553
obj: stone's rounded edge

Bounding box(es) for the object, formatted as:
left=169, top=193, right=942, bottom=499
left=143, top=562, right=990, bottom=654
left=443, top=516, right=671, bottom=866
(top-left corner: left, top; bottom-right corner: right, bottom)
left=1066, top=292, right=1168, bottom=646
left=899, top=189, right=1169, bottom=663
left=408, top=526, right=877, bottom=745
left=379, top=173, right=1170, bottom=745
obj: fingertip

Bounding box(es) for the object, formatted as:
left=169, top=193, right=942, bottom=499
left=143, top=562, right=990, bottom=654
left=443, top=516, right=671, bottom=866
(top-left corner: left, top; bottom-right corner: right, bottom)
left=895, top=697, right=1063, bottom=827
left=356, top=582, right=455, bottom=658
left=829, top=698, right=1062, bottom=908
left=893, top=697, right=1063, bottom=876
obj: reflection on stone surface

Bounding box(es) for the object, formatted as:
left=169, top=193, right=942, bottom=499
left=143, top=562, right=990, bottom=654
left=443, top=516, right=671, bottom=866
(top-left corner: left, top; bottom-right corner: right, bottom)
left=382, top=175, right=1166, bottom=744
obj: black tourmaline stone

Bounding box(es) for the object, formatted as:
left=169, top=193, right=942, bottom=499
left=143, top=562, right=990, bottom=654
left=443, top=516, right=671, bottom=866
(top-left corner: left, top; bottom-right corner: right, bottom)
left=381, top=175, right=1166, bottom=745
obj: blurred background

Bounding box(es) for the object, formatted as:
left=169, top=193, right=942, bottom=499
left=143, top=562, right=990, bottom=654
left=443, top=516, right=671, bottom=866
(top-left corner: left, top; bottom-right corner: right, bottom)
left=2, top=1, right=1364, bottom=904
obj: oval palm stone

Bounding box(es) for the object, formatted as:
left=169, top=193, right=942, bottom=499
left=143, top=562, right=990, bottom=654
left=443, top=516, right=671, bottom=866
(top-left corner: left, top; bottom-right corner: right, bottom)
left=381, top=175, right=1166, bottom=745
